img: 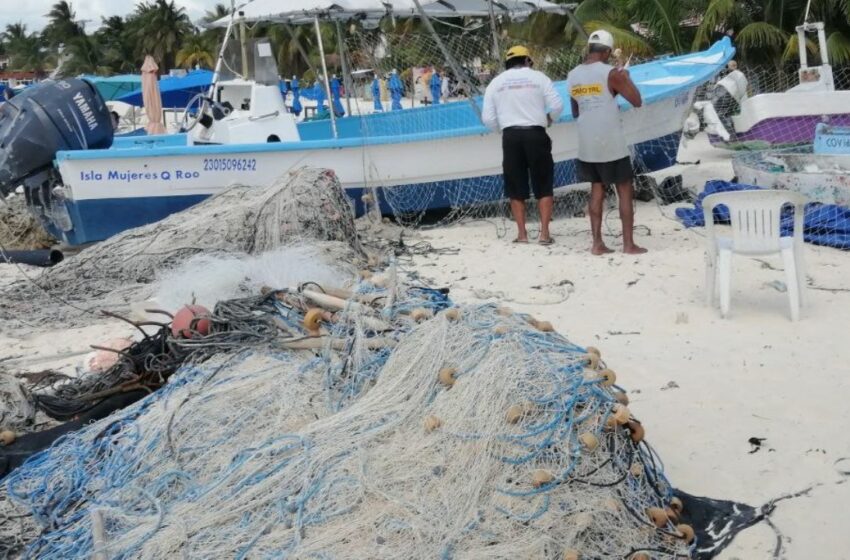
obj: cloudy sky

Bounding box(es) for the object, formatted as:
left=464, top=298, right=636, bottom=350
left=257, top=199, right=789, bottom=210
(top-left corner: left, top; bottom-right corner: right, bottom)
left=0, top=0, right=225, bottom=32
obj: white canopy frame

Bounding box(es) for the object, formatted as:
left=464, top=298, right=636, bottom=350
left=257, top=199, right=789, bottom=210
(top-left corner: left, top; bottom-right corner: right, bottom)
left=209, top=0, right=578, bottom=138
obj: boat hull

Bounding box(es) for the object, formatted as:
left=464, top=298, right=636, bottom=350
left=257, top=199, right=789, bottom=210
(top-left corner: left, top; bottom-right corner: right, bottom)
left=39, top=38, right=736, bottom=245
left=733, top=149, right=850, bottom=206
left=52, top=93, right=687, bottom=245
left=709, top=91, right=850, bottom=150
left=53, top=130, right=684, bottom=245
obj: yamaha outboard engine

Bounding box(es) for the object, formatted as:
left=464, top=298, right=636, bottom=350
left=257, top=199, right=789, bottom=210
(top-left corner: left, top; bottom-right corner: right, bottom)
left=0, top=79, right=113, bottom=196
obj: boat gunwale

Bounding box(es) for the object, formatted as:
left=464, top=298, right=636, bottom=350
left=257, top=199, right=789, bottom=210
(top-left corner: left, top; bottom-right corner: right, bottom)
left=57, top=39, right=734, bottom=163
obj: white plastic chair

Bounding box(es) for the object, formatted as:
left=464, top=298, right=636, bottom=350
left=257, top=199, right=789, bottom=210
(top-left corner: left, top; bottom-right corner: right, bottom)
left=702, top=190, right=807, bottom=320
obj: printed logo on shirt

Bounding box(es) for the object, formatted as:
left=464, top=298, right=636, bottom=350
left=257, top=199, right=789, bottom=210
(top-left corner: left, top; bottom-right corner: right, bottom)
left=570, top=84, right=603, bottom=97
left=498, top=78, right=540, bottom=93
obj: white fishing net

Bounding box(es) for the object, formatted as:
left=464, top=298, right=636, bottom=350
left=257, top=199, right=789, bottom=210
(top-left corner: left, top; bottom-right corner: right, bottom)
left=341, top=31, right=710, bottom=230
left=693, top=65, right=850, bottom=150
left=0, top=375, right=36, bottom=433
left=150, top=244, right=357, bottom=312
left=4, top=303, right=690, bottom=560
left=0, top=193, right=56, bottom=251
left=678, top=65, right=850, bottom=251
left=0, top=167, right=364, bottom=328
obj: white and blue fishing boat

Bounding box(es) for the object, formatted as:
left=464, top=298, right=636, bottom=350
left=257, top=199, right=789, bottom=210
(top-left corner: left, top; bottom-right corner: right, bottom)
left=0, top=2, right=733, bottom=246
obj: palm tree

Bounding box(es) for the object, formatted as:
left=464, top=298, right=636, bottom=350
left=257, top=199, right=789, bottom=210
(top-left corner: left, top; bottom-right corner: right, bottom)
left=176, top=33, right=216, bottom=69
left=571, top=0, right=654, bottom=56
left=43, top=1, right=84, bottom=49
left=3, top=22, right=50, bottom=73
left=2, top=23, right=29, bottom=45
left=127, top=0, right=193, bottom=72
left=693, top=0, right=850, bottom=65
left=201, top=2, right=231, bottom=47
left=568, top=0, right=711, bottom=56
left=263, top=23, right=319, bottom=78
left=61, top=35, right=109, bottom=75
left=96, top=16, right=137, bottom=74
left=202, top=3, right=231, bottom=25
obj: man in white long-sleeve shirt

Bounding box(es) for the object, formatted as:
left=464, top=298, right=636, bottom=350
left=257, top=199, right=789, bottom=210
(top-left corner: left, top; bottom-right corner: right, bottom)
left=482, top=46, right=564, bottom=244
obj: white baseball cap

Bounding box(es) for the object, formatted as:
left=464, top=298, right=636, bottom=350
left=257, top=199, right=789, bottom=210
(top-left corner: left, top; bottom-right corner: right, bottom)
left=588, top=29, right=615, bottom=50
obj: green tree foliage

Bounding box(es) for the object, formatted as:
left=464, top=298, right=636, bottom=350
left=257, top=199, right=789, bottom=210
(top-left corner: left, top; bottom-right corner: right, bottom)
left=4, top=0, right=850, bottom=79
left=176, top=33, right=216, bottom=69
left=692, top=0, right=850, bottom=65
left=2, top=22, right=50, bottom=74
left=96, top=16, right=138, bottom=74
left=43, top=1, right=84, bottom=49
left=127, top=0, right=193, bottom=72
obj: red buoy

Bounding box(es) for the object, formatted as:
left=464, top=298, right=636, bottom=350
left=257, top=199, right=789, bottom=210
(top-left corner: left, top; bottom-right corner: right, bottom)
left=171, top=305, right=212, bottom=338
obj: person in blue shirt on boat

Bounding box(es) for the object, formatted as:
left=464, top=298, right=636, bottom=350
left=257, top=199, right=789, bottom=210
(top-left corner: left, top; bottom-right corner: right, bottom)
left=315, top=78, right=328, bottom=117
left=330, top=75, right=345, bottom=117
left=429, top=69, right=442, bottom=105
left=389, top=70, right=404, bottom=111
left=372, top=73, right=383, bottom=112
left=482, top=45, right=563, bottom=245
left=291, top=76, right=302, bottom=116
left=568, top=30, right=646, bottom=255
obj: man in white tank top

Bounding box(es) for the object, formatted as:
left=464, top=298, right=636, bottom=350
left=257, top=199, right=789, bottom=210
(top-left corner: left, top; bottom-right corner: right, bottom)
left=568, top=30, right=647, bottom=255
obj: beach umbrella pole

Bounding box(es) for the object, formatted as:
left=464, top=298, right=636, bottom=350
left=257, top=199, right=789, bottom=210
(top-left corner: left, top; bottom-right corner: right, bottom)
left=315, top=17, right=338, bottom=139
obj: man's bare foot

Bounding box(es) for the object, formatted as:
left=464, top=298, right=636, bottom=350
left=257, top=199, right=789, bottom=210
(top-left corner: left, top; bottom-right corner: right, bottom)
left=591, top=243, right=614, bottom=255
left=623, top=244, right=648, bottom=255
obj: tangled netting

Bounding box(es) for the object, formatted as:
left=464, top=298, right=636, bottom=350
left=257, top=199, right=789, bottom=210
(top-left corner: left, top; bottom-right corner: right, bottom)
left=3, top=295, right=693, bottom=559
left=682, top=63, right=850, bottom=251
left=0, top=194, right=55, bottom=251
left=342, top=31, right=717, bottom=230
left=0, top=167, right=363, bottom=328
left=0, top=375, right=36, bottom=433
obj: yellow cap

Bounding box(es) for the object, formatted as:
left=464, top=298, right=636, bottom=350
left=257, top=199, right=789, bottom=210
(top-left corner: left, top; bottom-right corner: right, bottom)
left=505, top=45, right=531, bottom=61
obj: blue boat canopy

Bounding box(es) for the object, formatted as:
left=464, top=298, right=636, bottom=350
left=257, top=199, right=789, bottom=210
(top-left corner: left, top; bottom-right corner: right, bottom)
left=117, top=70, right=214, bottom=108
left=82, top=74, right=143, bottom=101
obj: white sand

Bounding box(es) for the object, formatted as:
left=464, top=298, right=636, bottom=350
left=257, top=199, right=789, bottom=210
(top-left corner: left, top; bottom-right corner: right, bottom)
left=1, top=135, right=849, bottom=556
left=405, top=135, right=850, bottom=558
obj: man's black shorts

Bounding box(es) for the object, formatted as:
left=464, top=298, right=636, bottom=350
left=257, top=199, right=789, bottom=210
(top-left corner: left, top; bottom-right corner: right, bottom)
left=502, top=126, right=554, bottom=200
left=577, top=157, right=634, bottom=185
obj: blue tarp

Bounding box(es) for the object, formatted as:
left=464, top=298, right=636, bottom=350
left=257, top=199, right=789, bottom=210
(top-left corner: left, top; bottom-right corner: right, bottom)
left=82, top=74, right=143, bottom=101
left=676, top=181, right=850, bottom=250
left=116, top=70, right=214, bottom=108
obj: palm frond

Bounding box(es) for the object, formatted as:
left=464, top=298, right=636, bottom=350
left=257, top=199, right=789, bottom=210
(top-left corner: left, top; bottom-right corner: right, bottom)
left=581, top=20, right=654, bottom=56
left=826, top=30, right=850, bottom=65
left=692, top=0, right=738, bottom=50
left=574, top=0, right=627, bottom=26
left=735, top=21, right=789, bottom=56
left=782, top=33, right=818, bottom=62
left=630, top=0, right=684, bottom=53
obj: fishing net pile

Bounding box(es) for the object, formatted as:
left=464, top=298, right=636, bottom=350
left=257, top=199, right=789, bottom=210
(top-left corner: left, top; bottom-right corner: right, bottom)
left=0, top=194, right=55, bottom=250
left=0, top=167, right=363, bottom=327
left=0, top=375, right=37, bottom=433
left=3, top=289, right=694, bottom=559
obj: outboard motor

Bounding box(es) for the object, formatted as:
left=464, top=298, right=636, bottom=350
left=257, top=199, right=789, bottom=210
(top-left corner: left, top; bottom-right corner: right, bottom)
left=0, top=79, right=113, bottom=196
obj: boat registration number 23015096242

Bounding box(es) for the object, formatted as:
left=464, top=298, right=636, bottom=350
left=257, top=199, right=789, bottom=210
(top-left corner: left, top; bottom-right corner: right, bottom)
left=202, top=158, right=258, bottom=172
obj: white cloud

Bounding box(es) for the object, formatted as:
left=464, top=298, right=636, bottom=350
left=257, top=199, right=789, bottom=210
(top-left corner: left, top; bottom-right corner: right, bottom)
left=0, top=0, right=224, bottom=33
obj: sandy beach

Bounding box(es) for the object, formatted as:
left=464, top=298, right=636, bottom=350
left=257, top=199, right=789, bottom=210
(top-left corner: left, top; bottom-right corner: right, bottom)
left=1, top=135, right=849, bottom=558
left=403, top=136, right=850, bottom=558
